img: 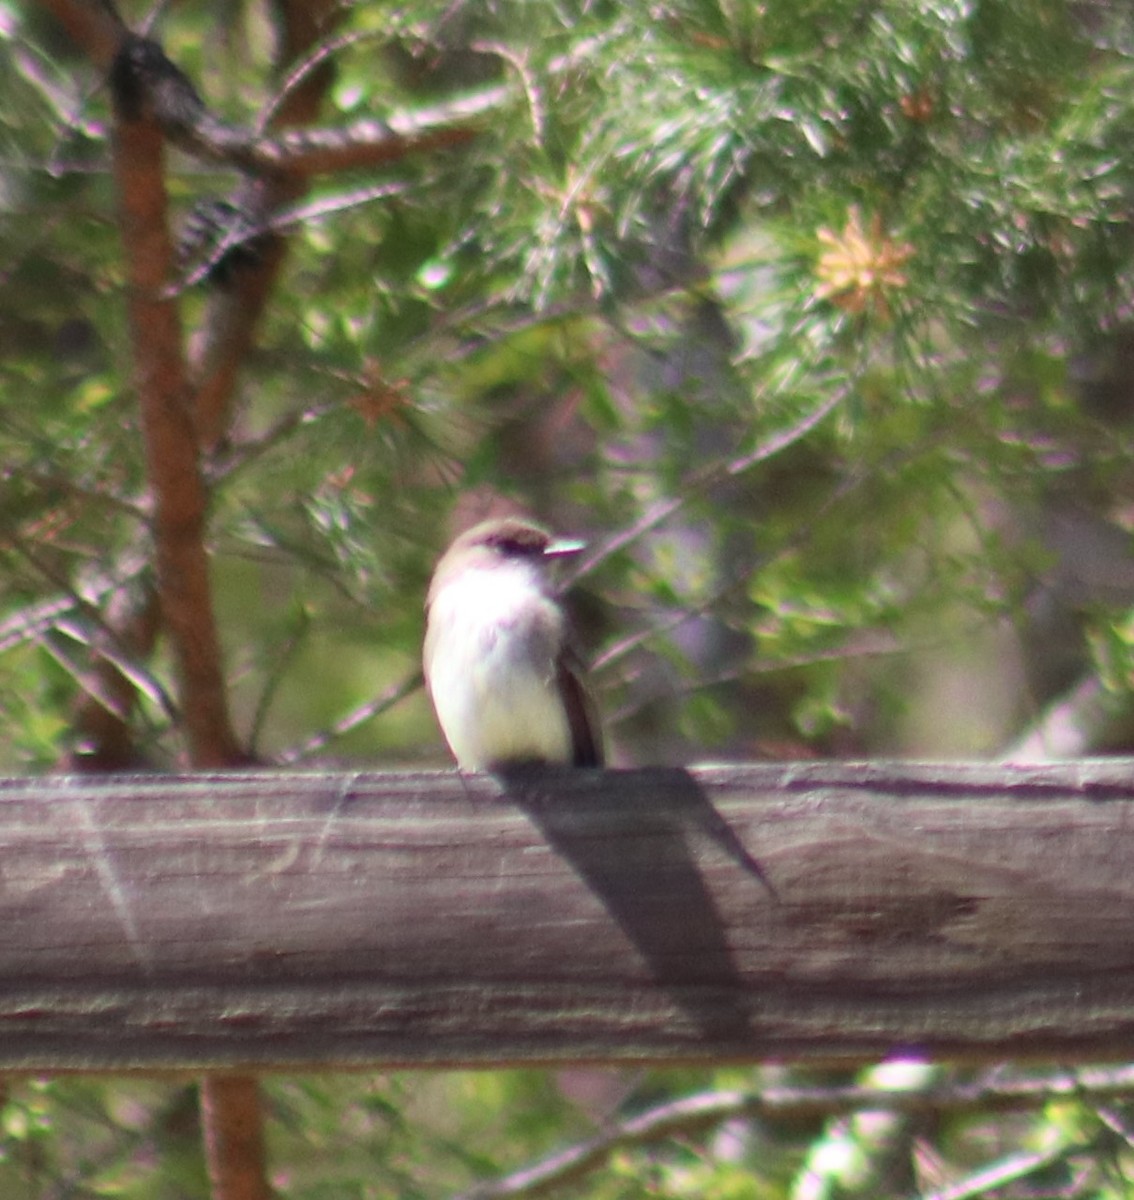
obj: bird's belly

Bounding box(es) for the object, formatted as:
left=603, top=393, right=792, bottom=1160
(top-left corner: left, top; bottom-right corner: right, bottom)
left=428, top=605, right=572, bottom=767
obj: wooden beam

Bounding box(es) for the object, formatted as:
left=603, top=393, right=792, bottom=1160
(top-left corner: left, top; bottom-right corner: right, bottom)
left=2, top=761, right=1133, bottom=1071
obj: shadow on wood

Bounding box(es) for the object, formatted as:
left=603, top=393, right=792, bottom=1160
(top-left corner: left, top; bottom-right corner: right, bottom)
left=500, top=765, right=775, bottom=1043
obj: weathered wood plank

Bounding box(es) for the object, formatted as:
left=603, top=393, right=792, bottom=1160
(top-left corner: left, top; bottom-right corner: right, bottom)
left=0, top=760, right=1132, bottom=1070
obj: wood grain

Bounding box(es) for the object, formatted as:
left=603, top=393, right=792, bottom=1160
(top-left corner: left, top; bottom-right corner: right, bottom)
left=1, top=761, right=1133, bottom=1070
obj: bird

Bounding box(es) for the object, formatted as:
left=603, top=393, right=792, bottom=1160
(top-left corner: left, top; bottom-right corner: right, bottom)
left=423, top=516, right=603, bottom=769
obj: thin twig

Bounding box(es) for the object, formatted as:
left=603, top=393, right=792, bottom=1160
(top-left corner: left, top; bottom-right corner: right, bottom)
left=277, top=670, right=424, bottom=763
left=256, top=27, right=387, bottom=135
left=567, top=386, right=847, bottom=588
left=247, top=606, right=310, bottom=757
left=918, top=1141, right=1082, bottom=1200
left=172, top=181, right=411, bottom=292
left=453, top=1067, right=1134, bottom=1200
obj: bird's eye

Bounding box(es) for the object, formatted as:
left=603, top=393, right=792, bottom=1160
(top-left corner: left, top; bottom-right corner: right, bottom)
left=492, top=534, right=546, bottom=557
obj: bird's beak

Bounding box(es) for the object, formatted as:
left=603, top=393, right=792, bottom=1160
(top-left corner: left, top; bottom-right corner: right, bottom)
left=544, top=537, right=585, bottom=559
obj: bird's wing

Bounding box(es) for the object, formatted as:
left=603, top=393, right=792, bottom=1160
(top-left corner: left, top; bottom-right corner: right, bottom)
left=556, top=646, right=604, bottom=767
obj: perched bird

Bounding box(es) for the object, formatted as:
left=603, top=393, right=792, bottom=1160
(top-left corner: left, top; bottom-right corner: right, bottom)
left=424, top=517, right=603, bottom=769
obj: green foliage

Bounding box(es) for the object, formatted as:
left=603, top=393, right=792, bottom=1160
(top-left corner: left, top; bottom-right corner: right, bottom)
left=0, top=1067, right=1131, bottom=1199
left=5, top=0, right=1134, bottom=764
left=3, top=0, right=1134, bottom=1194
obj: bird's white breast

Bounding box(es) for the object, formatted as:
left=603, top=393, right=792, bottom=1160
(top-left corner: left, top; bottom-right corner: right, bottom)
left=425, top=564, right=572, bottom=767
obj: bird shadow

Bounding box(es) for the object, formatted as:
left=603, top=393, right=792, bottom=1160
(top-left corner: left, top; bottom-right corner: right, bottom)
left=495, top=765, right=777, bottom=1046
